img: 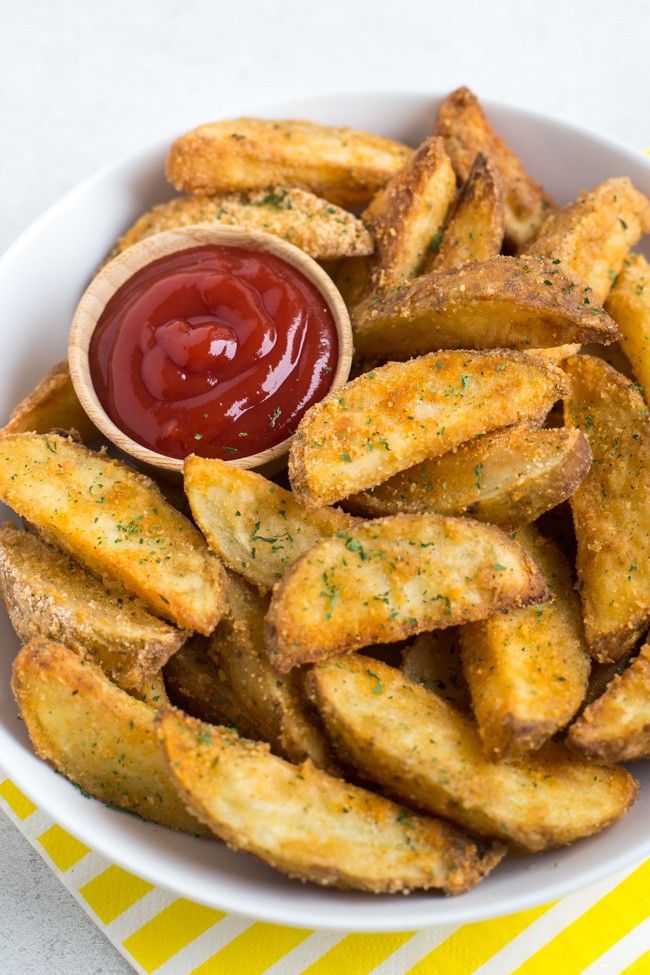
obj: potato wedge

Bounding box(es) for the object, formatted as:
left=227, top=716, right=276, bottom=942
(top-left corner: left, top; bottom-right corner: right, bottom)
left=351, top=256, right=618, bottom=361
left=605, top=253, right=650, bottom=400
left=136, top=670, right=169, bottom=708
left=564, top=355, right=650, bottom=661
left=401, top=630, right=471, bottom=712
left=335, top=135, right=456, bottom=308
left=1, top=360, right=97, bottom=441
left=265, top=513, right=548, bottom=671
left=12, top=640, right=206, bottom=834
left=0, top=523, right=187, bottom=691
left=184, top=456, right=354, bottom=591
left=210, top=572, right=334, bottom=768
left=423, top=153, right=504, bottom=274
left=289, top=350, right=569, bottom=507
left=109, top=188, right=373, bottom=261
left=435, top=87, right=554, bottom=248
left=308, top=655, right=637, bottom=851
left=346, top=427, right=591, bottom=528
left=460, top=527, right=591, bottom=759
left=525, top=178, right=650, bottom=302
left=0, top=434, right=227, bottom=633
left=568, top=641, right=650, bottom=761
left=166, top=117, right=412, bottom=210
left=158, top=707, right=505, bottom=894
left=163, top=635, right=259, bottom=737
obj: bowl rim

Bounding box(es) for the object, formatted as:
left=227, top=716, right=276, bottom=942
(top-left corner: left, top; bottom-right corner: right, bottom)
left=67, top=223, right=353, bottom=473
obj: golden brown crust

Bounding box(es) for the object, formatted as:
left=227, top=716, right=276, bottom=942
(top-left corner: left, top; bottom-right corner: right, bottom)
left=165, top=117, right=412, bottom=210
left=1, top=361, right=97, bottom=441
left=265, top=513, right=549, bottom=671
left=351, top=256, right=619, bottom=361
left=435, top=87, right=554, bottom=248
left=605, top=252, right=650, bottom=400
left=158, top=707, right=505, bottom=894
left=289, top=350, right=569, bottom=507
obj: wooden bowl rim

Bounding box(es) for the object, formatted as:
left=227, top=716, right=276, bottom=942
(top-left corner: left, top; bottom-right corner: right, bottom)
left=68, top=223, right=354, bottom=473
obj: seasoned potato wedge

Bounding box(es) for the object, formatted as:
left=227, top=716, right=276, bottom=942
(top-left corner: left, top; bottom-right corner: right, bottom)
left=525, top=178, right=650, bottom=302
left=0, top=523, right=187, bottom=691
left=308, top=655, right=637, bottom=851
left=159, top=707, right=505, bottom=894
left=163, top=635, right=259, bottom=736
left=401, top=630, right=471, bottom=712
left=12, top=640, right=206, bottom=834
left=568, top=642, right=650, bottom=761
left=289, top=350, right=569, bottom=507
left=335, top=135, right=456, bottom=307
left=1, top=360, right=97, bottom=441
left=265, top=513, right=548, bottom=671
left=564, top=356, right=650, bottom=661
left=184, top=456, right=354, bottom=591
left=347, top=427, right=591, bottom=528
left=605, top=253, right=650, bottom=400
left=460, top=527, right=591, bottom=759
left=435, top=87, right=554, bottom=248
left=351, top=256, right=618, bottom=361
left=210, top=572, right=334, bottom=768
left=0, top=434, right=227, bottom=633
left=423, top=153, right=504, bottom=274
left=136, top=670, right=169, bottom=708
left=166, top=117, right=412, bottom=210
left=109, top=188, right=373, bottom=261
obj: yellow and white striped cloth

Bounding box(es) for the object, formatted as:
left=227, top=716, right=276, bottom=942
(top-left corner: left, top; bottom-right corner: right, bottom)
left=1, top=777, right=648, bottom=975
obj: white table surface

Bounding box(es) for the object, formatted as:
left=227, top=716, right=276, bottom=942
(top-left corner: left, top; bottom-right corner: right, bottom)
left=1, top=0, right=648, bottom=971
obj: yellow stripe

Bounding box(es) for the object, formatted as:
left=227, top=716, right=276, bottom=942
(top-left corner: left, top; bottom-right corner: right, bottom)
left=621, top=950, right=650, bottom=974
left=407, top=903, right=552, bottom=974
left=37, top=824, right=90, bottom=871
left=122, top=898, right=225, bottom=973
left=514, top=861, right=650, bottom=975
left=80, top=865, right=154, bottom=924
left=0, top=779, right=37, bottom=819
left=191, top=922, right=311, bottom=975
left=303, top=932, right=415, bottom=975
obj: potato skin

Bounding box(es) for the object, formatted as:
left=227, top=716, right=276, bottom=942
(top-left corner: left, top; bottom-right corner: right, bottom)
left=158, top=707, right=505, bottom=894
left=1, top=360, right=97, bottom=441
left=265, top=513, right=549, bottom=671
left=351, top=256, right=619, bottom=362
left=564, top=355, right=650, bottom=661
left=605, top=253, right=650, bottom=401
left=12, top=640, right=206, bottom=834
left=289, top=349, right=569, bottom=507
left=166, top=117, right=412, bottom=210
left=309, top=655, right=638, bottom=851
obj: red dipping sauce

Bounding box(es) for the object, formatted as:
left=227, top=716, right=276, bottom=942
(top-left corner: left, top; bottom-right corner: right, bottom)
left=89, top=245, right=339, bottom=460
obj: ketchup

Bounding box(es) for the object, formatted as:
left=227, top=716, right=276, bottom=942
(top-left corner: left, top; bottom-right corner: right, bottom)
left=89, top=245, right=339, bottom=460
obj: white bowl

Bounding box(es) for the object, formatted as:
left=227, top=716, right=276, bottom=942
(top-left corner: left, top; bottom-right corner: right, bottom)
left=0, top=91, right=648, bottom=932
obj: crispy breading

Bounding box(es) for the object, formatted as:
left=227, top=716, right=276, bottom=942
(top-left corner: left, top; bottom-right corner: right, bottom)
left=351, top=256, right=619, bottom=361
left=0, top=523, right=187, bottom=691
left=423, top=153, right=504, bottom=274
left=265, top=513, right=549, bottom=671
left=525, top=178, right=650, bottom=302
left=136, top=670, right=169, bottom=708
left=1, top=360, right=97, bottom=440
left=308, top=655, right=637, bottom=851
left=564, top=355, right=650, bottom=661
left=158, top=707, right=505, bottom=894
left=568, top=641, right=650, bottom=761
left=335, top=135, right=456, bottom=308
left=401, top=630, right=471, bottom=712
left=184, top=456, right=354, bottom=591
left=209, top=572, right=334, bottom=769
left=109, top=188, right=373, bottom=261
left=166, top=117, right=412, bottom=210
left=434, top=87, right=554, bottom=248
left=605, top=253, right=650, bottom=400
left=346, top=427, right=591, bottom=528
left=12, top=640, right=207, bottom=834
left=460, top=526, right=591, bottom=759
left=0, top=434, right=227, bottom=633
left=289, top=350, right=569, bottom=507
